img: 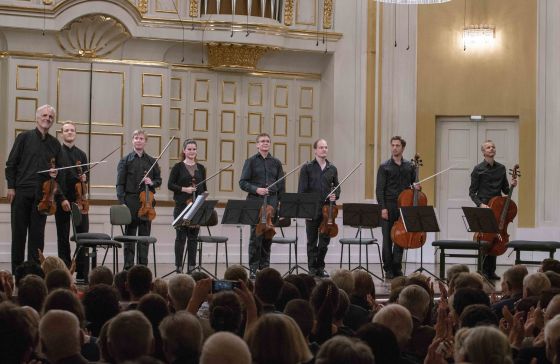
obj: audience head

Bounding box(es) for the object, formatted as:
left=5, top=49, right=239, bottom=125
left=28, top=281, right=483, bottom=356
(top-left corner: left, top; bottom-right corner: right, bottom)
left=297, top=273, right=317, bottom=300
left=284, top=298, right=314, bottom=339
left=45, top=268, right=72, bottom=292
left=447, top=264, right=470, bottom=283
left=167, top=274, right=195, bottom=311
left=82, top=284, right=120, bottom=337
left=138, top=293, right=170, bottom=361
left=398, top=284, right=431, bottom=322
left=284, top=274, right=310, bottom=300
left=275, top=281, right=301, bottom=312
left=255, top=268, right=284, bottom=305
left=151, top=278, right=168, bottom=300
left=127, top=265, right=153, bottom=300
left=544, top=315, right=560, bottom=363
left=245, top=313, right=312, bottom=364
left=41, top=256, right=68, bottom=276
left=463, top=325, right=512, bottom=364
left=0, top=302, right=38, bottom=364
left=331, top=269, right=354, bottom=296
left=459, top=304, right=499, bottom=328
left=352, top=270, right=375, bottom=299
left=98, top=320, right=114, bottom=363
left=89, top=266, right=114, bottom=287
left=114, top=270, right=130, bottom=301
left=43, top=288, right=86, bottom=328
left=523, top=272, right=551, bottom=298
left=191, top=271, right=210, bottom=282
left=545, top=271, right=560, bottom=289
left=452, top=287, right=490, bottom=317
left=224, top=265, right=248, bottom=283
left=502, top=265, right=528, bottom=294
left=14, top=261, right=44, bottom=287
left=108, top=311, right=154, bottom=363
left=315, top=336, right=374, bottom=364
left=159, top=311, right=202, bottom=363
left=541, top=258, right=560, bottom=274
left=452, top=272, right=484, bottom=294
left=372, top=303, right=413, bottom=349
left=209, top=291, right=243, bottom=334
left=545, top=294, right=560, bottom=321
left=200, top=332, right=251, bottom=364
left=310, top=279, right=340, bottom=344
left=333, top=289, right=350, bottom=322
left=17, top=274, right=47, bottom=313
left=356, top=322, right=400, bottom=364
left=39, top=310, right=83, bottom=362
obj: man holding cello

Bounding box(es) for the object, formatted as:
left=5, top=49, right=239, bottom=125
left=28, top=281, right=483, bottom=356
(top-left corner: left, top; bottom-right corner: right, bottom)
left=239, top=133, right=285, bottom=279
left=376, top=136, right=419, bottom=279
left=116, top=129, right=162, bottom=270
left=469, top=140, right=517, bottom=280
left=298, top=138, right=339, bottom=278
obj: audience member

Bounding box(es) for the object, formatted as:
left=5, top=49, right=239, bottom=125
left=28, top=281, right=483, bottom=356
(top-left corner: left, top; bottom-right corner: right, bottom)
left=167, top=274, right=195, bottom=311
left=209, top=290, right=243, bottom=334
left=284, top=274, right=311, bottom=300
left=82, top=283, right=120, bottom=337
left=275, top=281, right=301, bottom=312
left=310, top=279, right=340, bottom=344
left=372, top=304, right=413, bottom=351
left=138, top=293, right=170, bottom=362
left=351, top=270, right=375, bottom=311
left=152, top=278, right=168, bottom=299
left=541, top=258, right=560, bottom=274
left=452, top=287, right=490, bottom=317
left=45, top=268, right=73, bottom=292
left=254, top=268, right=284, bottom=313
left=356, top=322, right=401, bottom=364
left=315, top=335, right=374, bottom=364
left=459, top=304, right=499, bottom=328
left=224, top=264, right=249, bottom=283
left=447, top=264, right=470, bottom=283
left=17, top=274, right=47, bottom=312
left=544, top=315, right=560, bottom=364
left=398, top=284, right=434, bottom=360
left=333, top=289, right=354, bottom=337
left=88, top=266, right=114, bottom=287
left=159, top=311, right=202, bottom=364
left=43, top=288, right=86, bottom=327
left=39, top=310, right=88, bottom=364
left=463, top=326, right=512, bottom=364
left=492, top=265, right=527, bottom=318
left=200, top=332, right=251, bottom=364
left=523, top=272, right=552, bottom=298
left=41, top=256, right=69, bottom=276
left=0, top=302, right=38, bottom=364
left=331, top=269, right=354, bottom=296
left=114, top=270, right=130, bottom=301
left=126, top=265, right=153, bottom=309
left=14, top=261, right=44, bottom=287
left=284, top=298, right=318, bottom=354
left=108, top=311, right=154, bottom=363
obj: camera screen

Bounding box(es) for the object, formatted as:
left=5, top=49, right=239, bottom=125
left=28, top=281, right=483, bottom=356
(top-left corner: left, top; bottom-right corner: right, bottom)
left=212, top=280, right=239, bottom=293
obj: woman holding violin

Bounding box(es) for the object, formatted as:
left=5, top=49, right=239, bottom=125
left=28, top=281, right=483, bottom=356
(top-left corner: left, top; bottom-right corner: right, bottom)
left=168, top=139, right=207, bottom=273
left=298, top=139, right=339, bottom=278
left=239, top=133, right=285, bottom=279
left=375, top=136, right=419, bottom=279
left=116, top=130, right=162, bottom=270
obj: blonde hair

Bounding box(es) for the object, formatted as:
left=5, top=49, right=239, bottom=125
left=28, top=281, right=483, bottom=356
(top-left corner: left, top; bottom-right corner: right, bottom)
left=464, top=326, right=512, bottom=364
left=481, top=139, right=495, bottom=152
left=132, top=129, right=147, bottom=140
left=41, top=256, right=68, bottom=277
left=372, top=304, right=413, bottom=349
left=60, top=121, right=76, bottom=131
left=331, top=269, right=354, bottom=296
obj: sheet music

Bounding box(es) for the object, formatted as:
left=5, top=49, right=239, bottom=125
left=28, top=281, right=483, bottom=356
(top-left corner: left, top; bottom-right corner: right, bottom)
left=171, top=192, right=209, bottom=228
left=172, top=202, right=193, bottom=227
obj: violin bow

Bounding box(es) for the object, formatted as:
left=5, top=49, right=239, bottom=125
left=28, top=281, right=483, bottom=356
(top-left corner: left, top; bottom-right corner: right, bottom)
left=37, top=160, right=107, bottom=174
left=139, top=137, right=176, bottom=187
left=84, top=142, right=126, bottom=176
left=195, top=163, right=233, bottom=188
left=266, top=162, right=306, bottom=190
left=412, top=165, right=455, bottom=187
left=325, top=162, right=363, bottom=201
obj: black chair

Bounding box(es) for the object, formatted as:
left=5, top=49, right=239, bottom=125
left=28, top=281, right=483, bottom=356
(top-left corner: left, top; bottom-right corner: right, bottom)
left=110, top=205, right=158, bottom=276
left=431, top=240, right=491, bottom=280
left=70, top=203, right=122, bottom=273
left=195, top=209, right=229, bottom=278
left=507, top=240, right=560, bottom=265
left=339, top=226, right=382, bottom=278
left=271, top=218, right=299, bottom=276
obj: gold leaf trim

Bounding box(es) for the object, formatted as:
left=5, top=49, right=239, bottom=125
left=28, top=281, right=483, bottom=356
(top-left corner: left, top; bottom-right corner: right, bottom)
left=284, top=0, right=294, bottom=26
left=206, top=42, right=279, bottom=71
left=323, top=0, right=333, bottom=29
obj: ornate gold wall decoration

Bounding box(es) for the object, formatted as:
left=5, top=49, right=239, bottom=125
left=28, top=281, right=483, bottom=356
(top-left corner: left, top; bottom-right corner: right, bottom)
left=207, top=43, right=278, bottom=71
left=323, top=0, right=333, bottom=29
left=189, top=0, right=199, bottom=17
left=57, top=15, right=131, bottom=58
left=284, top=0, right=294, bottom=26
left=42, top=0, right=53, bottom=5
left=138, top=0, right=149, bottom=14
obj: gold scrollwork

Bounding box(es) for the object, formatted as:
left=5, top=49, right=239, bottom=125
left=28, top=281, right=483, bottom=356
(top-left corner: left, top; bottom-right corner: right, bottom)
left=190, top=0, right=199, bottom=17
left=323, top=0, right=333, bottom=29
left=284, top=0, right=294, bottom=26
left=207, top=43, right=279, bottom=71
left=138, top=0, right=149, bottom=14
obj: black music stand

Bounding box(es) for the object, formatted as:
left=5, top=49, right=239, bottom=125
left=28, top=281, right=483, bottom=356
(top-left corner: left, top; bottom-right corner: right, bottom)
left=399, top=205, right=441, bottom=280
left=277, top=193, right=320, bottom=275
left=221, top=200, right=262, bottom=271
left=462, top=206, right=499, bottom=283
left=341, top=203, right=383, bottom=280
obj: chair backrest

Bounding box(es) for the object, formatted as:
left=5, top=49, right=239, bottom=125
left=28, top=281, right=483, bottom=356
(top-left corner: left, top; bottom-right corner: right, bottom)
left=70, top=203, right=82, bottom=238
left=200, top=209, right=219, bottom=227
left=274, top=217, right=291, bottom=228
left=110, top=205, right=132, bottom=226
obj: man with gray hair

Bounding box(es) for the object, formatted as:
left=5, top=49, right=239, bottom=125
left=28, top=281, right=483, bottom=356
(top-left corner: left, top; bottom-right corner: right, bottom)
left=39, top=310, right=87, bottom=364
left=200, top=332, right=251, bottom=364
left=159, top=311, right=203, bottom=364
left=108, top=311, right=154, bottom=363
left=168, top=273, right=196, bottom=311
left=6, top=104, right=70, bottom=272
left=523, top=272, right=551, bottom=298
left=397, top=285, right=435, bottom=360
left=372, top=304, right=413, bottom=350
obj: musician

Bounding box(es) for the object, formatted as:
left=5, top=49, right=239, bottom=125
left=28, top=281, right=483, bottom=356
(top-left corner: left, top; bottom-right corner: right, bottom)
left=54, top=121, right=90, bottom=281
left=239, top=133, right=285, bottom=279
left=168, top=139, right=207, bottom=273
left=5, top=105, right=70, bottom=273
left=469, top=140, right=517, bottom=280
left=116, top=130, right=162, bottom=270
left=376, top=136, right=417, bottom=279
left=298, top=139, right=340, bottom=277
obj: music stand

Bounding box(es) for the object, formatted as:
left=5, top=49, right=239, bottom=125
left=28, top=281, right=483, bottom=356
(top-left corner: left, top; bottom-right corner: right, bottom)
left=399, top=205, right=441, bottom=280
left=342, top=203, right=383, bottom=280
left=221, top=200, right=262, bottom=271
left=462, top=206, right=499, bottom=283
left=277, top=193, right=320, bottom=275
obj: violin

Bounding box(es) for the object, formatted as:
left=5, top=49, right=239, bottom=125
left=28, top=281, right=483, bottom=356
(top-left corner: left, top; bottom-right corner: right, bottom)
left=186, top=177, right=197, bottom=205
left=75, top=160, right=89, bottom=214
left=256, top=192, right=276, bottom=240
left=37, top=158, right=58, bottom=216
left=319, top=182, right=339, bottom=238
left=138, top=171, right=156, bottom=221
left=474, top=164, right=520, bottom=256
left=391, top=154, right=428, bottom=249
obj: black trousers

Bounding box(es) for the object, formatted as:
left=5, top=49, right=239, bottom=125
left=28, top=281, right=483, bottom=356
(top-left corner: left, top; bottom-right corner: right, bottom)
left=482, top=254, right=497, bottom=275
left=381, top=201, right=404, bottom=273
left=123, top=194, right=152, bottom=270
left=11, top=188, right=46, bottom=273
left=55, top=202, right=89, bottom=279
left=173, top=204, right=200, bottom=270
left=306, top=216, right=331, bottom=272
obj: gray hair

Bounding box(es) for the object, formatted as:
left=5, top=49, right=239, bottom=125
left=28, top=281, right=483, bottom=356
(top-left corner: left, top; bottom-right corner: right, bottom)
left=168, top=274, right=195, bottom=311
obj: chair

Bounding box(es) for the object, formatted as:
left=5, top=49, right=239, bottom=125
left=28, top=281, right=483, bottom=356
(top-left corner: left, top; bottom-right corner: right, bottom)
left=110, top=205, right=158, bottom=276
left=339, top=226, right=383, bottom=280
left=194, top=209, right=228, bottom=278
left=70, top=203, right=122, bottom=273
left=270, top=218, right=299, bottom=276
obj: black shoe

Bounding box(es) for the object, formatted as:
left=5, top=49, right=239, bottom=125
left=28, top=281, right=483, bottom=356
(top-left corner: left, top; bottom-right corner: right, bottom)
left=394, top=270, right=404, bottom=277
left=250, top=270, right=257, bottom=280
left=484, top=272, right=500, bottom=280
left=316, top=270, right=329, bottom=278
left=384, top=271, right=395, bottom=280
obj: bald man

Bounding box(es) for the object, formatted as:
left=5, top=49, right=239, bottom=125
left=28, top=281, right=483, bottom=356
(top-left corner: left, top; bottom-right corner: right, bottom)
left=39, top=310, right=87, bottom=364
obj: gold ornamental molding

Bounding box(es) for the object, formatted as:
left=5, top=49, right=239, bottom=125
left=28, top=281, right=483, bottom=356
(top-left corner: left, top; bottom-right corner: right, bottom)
left=206, top=43, right=279, bottom=71
left=137, top=0, right=149, bottom=14
left=323, top=0, right=333, bottom=29
left=284, top=0, right=294, bottom=26
left=56, top=14, right=131, bottom=58
left=189, top=0, right=199, bottom=17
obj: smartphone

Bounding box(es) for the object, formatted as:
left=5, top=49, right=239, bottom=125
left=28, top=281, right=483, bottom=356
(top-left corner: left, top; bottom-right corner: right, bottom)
left=211, top=280, right=241, bottom=293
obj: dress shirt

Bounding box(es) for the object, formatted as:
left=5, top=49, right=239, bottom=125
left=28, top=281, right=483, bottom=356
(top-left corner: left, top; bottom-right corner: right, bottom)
left=375, top=157, right=416, bottom=209
left=239, top=153, right=285, bottom=196
left=469, top=160, right=510, bottom=206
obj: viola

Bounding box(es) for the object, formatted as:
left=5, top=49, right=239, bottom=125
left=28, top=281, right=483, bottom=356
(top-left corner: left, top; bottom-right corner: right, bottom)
left=474, top=164, right=520, bottom=256
left=391, top=154, right=428, bottom=249
left=256, top=193, right=276, bottom=240
left=138, top=172, right=156, bottom=221
left=37, top=158, right=58, bottom=216
left=75, top=160, right=89, bottom=214
left=319, top=182, right=339, bottom=238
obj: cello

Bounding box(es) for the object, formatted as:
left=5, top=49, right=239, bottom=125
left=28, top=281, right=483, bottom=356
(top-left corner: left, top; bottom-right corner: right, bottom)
left=474, top=164, right=520, bottom=256
left=391, top=154, right=428, bottom=249
left=37, top=158, right=58, bottom=216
